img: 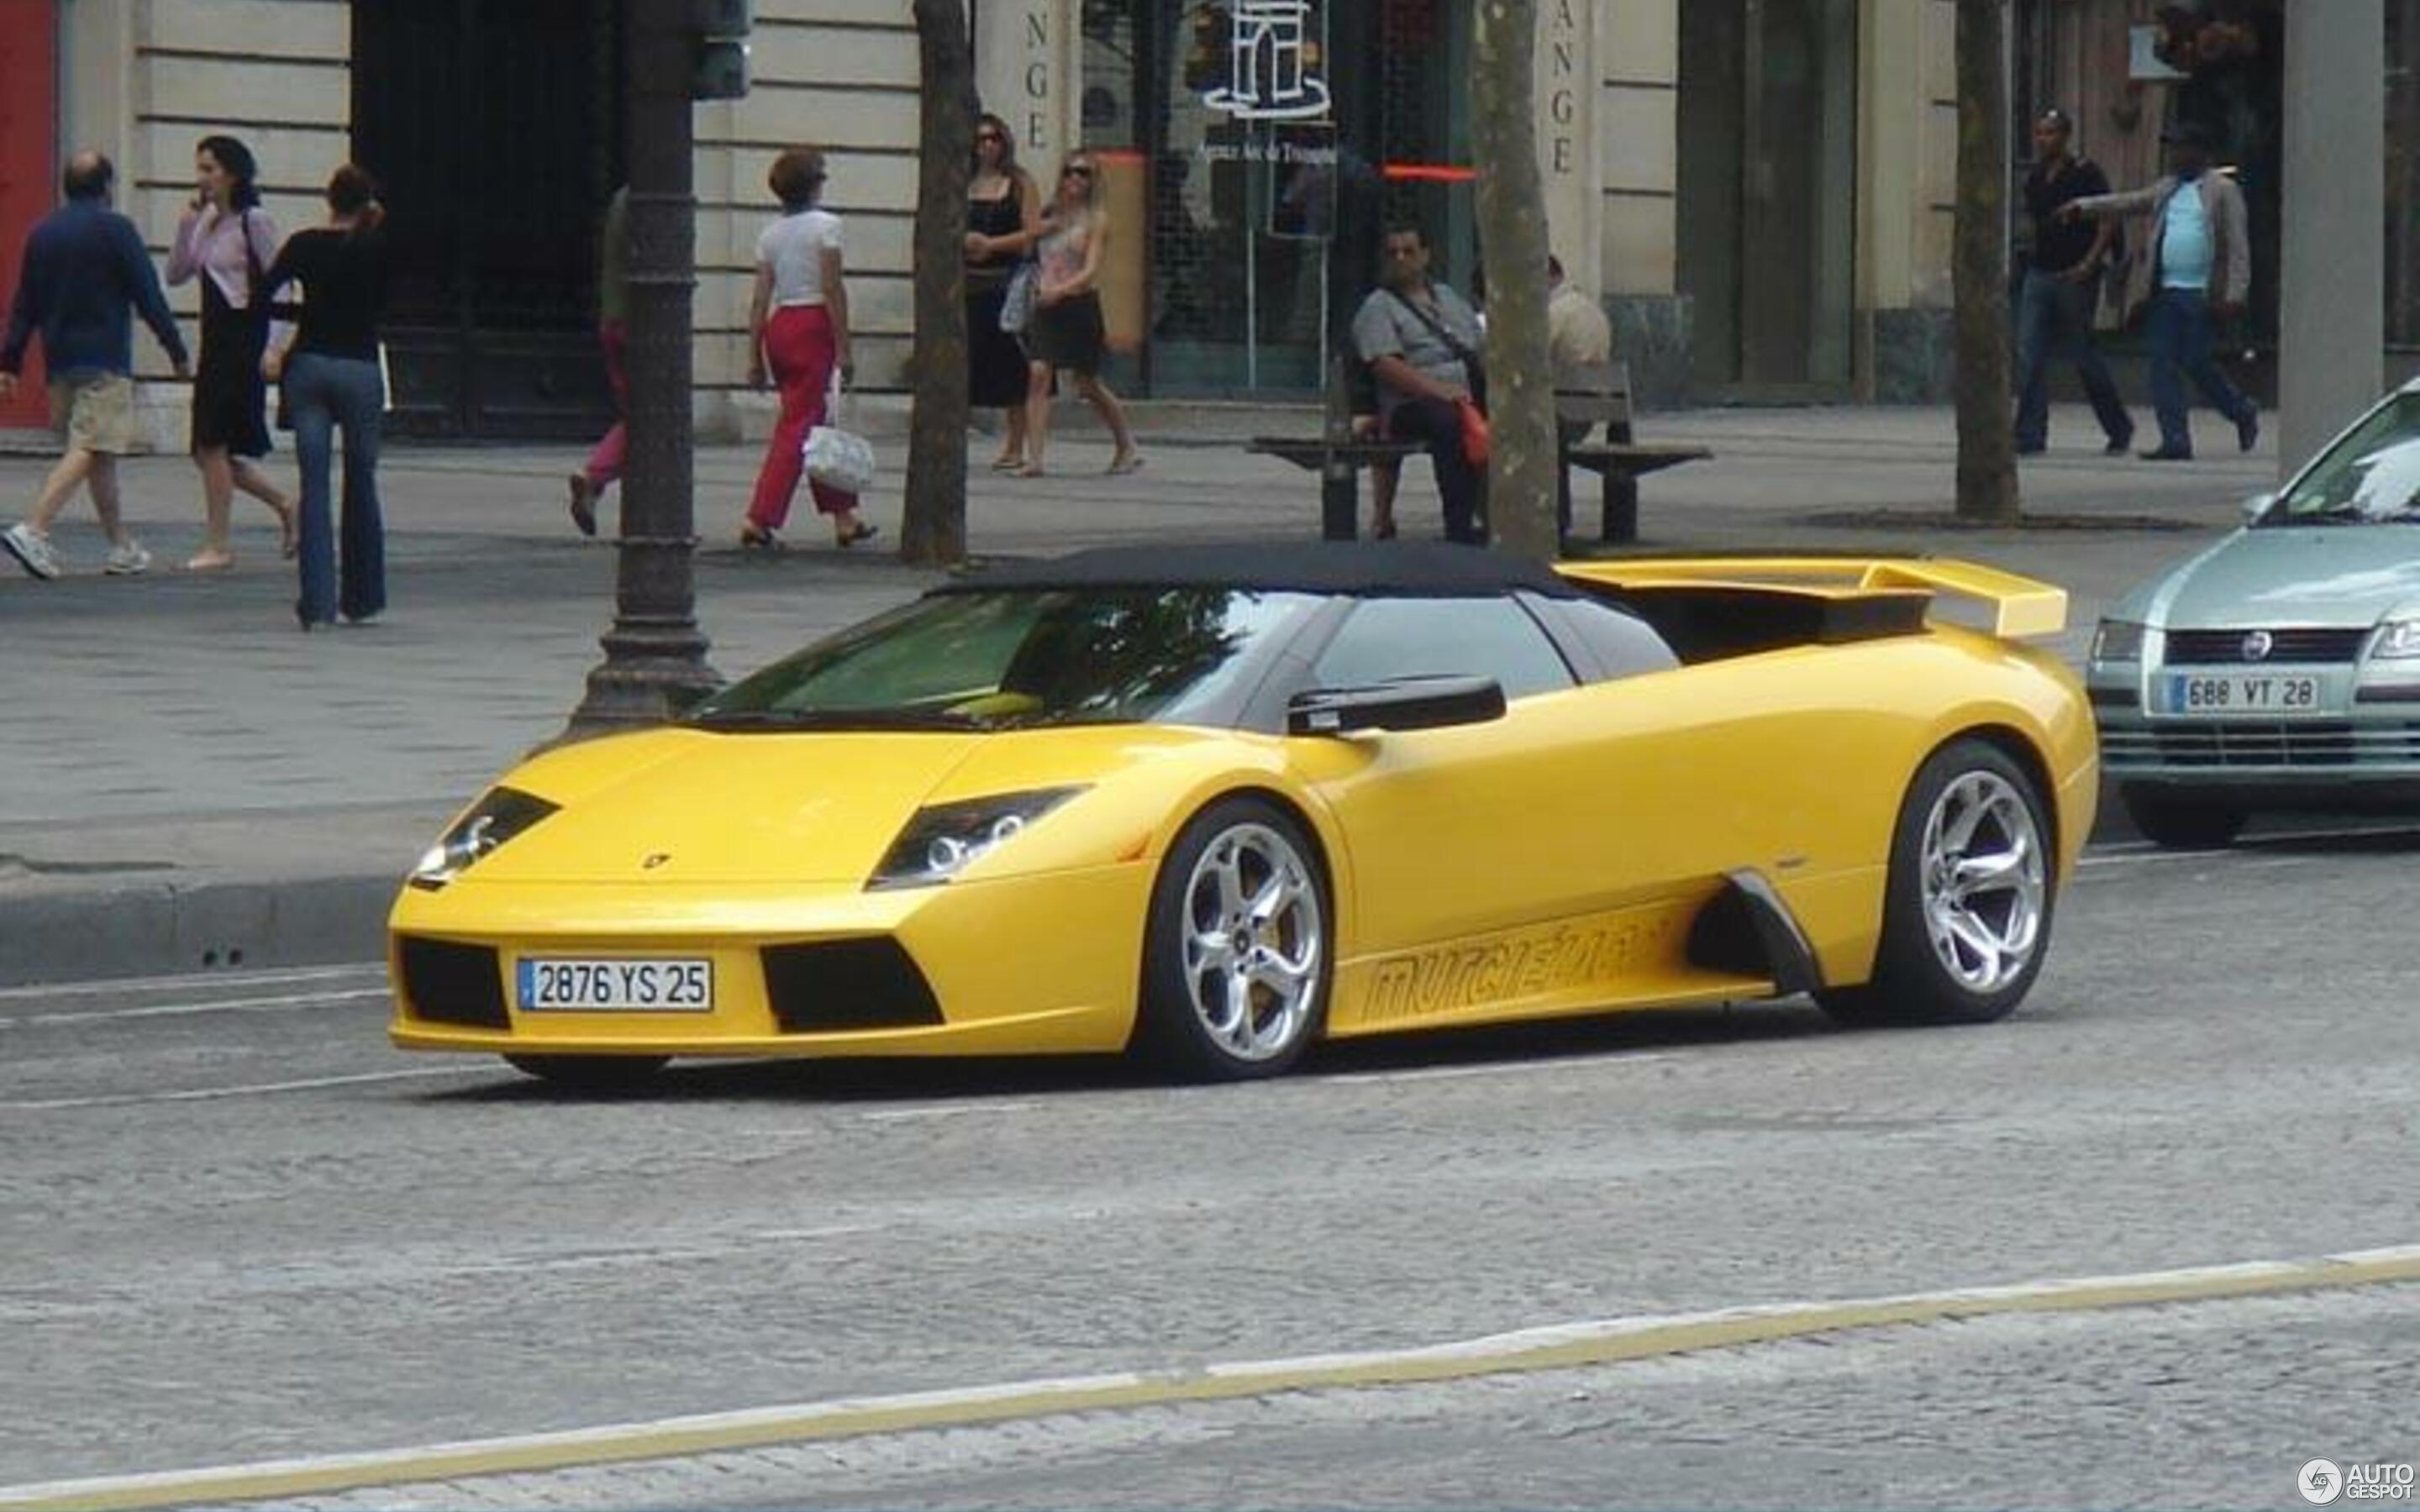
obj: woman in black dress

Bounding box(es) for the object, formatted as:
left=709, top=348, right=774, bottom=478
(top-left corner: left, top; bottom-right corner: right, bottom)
left=166, top=134, right=293, bottom=572
left=965, top=113, right=1039, bottom=470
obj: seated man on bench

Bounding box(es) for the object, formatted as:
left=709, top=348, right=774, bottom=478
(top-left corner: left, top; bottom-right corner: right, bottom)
left=1349, top=224, right=1487, bottom=545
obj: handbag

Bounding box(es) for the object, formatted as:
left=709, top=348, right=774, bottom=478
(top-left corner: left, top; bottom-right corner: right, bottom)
left=802, top=372, right=876, bottom=496
left=1456, top=398, right=1491, bottom=467
left=999, top=261, right=1039, bottom=335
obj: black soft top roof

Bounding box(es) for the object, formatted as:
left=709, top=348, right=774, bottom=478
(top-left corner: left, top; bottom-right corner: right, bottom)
left=929, top=541, right=1582, bottom=599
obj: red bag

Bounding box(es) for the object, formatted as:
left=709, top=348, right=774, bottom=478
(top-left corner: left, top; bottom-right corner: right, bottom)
left=1456, top=399, right=1491, bottom=467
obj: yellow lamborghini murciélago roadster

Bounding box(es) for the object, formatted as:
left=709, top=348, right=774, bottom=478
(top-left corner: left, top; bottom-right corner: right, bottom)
left=389, top=543, right=2095, bottom=1084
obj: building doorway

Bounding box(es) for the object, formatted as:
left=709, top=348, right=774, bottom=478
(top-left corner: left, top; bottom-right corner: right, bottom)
left=0, top=2, right=58, bottom=431
left=1677, top=0, right=1857, bottom=396
left=351, top=0, right=624, bottom=438
left=1077, top=0, right=1476, bottom=398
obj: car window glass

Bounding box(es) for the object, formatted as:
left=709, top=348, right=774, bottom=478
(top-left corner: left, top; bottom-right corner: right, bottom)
left=1552, top=596, right=1682, bottom=678
left=1313, top=597, right=1575, bottom=700
left=2279, top=392, right=2420, bottom=522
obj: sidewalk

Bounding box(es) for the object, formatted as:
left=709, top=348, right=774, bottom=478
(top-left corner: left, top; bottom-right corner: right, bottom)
left=0, top=402, right=2275, bottom=984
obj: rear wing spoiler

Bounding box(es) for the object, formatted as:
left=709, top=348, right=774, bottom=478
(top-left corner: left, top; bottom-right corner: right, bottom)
left=1555, top=556, right=2070, bottom=641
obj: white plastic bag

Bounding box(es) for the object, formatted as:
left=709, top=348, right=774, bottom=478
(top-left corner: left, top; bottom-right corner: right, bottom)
left=802, top=372, right=876, bottom=495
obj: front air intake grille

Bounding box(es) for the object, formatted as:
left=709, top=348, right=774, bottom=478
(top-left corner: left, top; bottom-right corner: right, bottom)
left=397, top=937, right=509, bottom=1029
left=2164, top=627, right=2369, bottom=664
left=2097, top=721, right=2420, bottom=769
left=760, top=938, right=944, bottom=1033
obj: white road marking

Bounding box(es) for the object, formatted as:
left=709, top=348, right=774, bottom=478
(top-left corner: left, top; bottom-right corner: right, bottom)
left=0, top=1066, right=490, bottom=1114
left=0, top=989, right=392, bottom=1031
left=4, top=1244, right=2415, bottom=1511
left=1318, top=1052, right=1671, bottom=1087
left=857, top=1101, right=1044, bottom=1123
left=0, top=963, right=386, bottom=1003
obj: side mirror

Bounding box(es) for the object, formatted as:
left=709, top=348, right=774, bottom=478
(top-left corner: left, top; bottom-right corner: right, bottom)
left=1286, top=675, right=1507, bottom=737
left=2241, top=491, right=2276, bottom=524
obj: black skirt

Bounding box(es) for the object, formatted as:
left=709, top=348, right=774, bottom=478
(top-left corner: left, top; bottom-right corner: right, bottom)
left=191, top=277, right=271, bottom=459
left=1025, top=291, right=1104, bottom=376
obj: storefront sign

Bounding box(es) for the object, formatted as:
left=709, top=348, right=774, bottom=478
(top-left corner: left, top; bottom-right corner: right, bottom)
left=1202, top=0, right=1331, bottom=122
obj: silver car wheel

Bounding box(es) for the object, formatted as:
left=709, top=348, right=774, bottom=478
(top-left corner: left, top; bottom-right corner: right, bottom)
left=1178, top=822, right=1324, bottom=1063
left=1918, top=770, right=2047, bottom=995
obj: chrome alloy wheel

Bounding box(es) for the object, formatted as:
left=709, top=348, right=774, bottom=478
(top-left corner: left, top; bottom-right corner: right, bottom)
left=1918, top=770, right=2047, bottom=994
left=1178, top=822, right=1324, bottom=1063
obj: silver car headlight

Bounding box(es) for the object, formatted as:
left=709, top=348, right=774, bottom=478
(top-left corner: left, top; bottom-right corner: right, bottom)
left=868, top=787, right=1086, bottom=890
left=2091, top=619, right=2147, bottom=663
left=409, top=788, right=560, bottom=890
left=2374, top=621, right=2420, bottom=659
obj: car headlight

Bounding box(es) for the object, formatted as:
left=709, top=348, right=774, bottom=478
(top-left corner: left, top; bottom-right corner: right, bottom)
left=409, top=788, right=560, bottom=890
left=868, top=787, right=1086, bottom=890
left=2091, top=619, right=2147, bottom=663
left=2375, top=621, right=2420, bottom=659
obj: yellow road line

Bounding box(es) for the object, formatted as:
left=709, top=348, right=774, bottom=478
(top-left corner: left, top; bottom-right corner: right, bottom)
left=8, top=1244, right=2417, bottom=1511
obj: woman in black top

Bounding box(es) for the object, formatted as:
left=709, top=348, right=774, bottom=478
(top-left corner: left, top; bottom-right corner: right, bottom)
left=259, top=164, right=389, bottom=630
left=965, top=113, right=1039, bottom=470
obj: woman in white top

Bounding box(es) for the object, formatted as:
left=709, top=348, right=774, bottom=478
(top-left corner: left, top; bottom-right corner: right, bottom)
left=166, top=134, right=296, bottom=572
left=743, top=146, right=874, bottom=549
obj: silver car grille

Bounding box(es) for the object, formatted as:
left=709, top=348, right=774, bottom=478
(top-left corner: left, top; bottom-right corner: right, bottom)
left=2102, top=721, right=2420, bottom=769
left=2163, top=627, right=2370, bottom=664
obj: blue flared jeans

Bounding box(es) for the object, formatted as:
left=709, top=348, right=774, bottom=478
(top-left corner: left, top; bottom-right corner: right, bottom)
left=286, top=351, right=387, bottom=625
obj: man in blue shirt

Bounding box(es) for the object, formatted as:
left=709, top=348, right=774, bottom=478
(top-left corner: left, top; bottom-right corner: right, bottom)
left=1, top=151, right=192, bottom=580
left=2060, top=119, right=2258, bottom=461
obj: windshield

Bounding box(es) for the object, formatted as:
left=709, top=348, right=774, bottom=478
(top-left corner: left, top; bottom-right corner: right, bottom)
left=692, top=588, right=1319, bottom=732
left=2270, top=393, right=2420, bottom=525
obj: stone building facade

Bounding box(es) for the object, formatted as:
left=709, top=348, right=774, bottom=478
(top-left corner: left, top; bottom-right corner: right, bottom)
left=0, top=0, right=1971, bottom=446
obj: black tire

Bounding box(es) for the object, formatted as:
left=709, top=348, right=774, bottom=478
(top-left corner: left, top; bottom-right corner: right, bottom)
left=503, top=1053, right=671, bottom=1090
left=2120, top=786, right=2249, bottom=850
left=1819, top=738, right=2055, bottom=1027
left=1131, top=795, right=1334, bottom=1081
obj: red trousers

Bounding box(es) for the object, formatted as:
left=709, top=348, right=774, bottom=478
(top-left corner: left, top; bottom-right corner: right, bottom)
left=581, top=319, right=627, bottom=491
left=748, top=304, right=856, bottom=529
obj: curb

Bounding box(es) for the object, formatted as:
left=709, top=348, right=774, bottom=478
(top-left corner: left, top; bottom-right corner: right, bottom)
left=0, top=872, right=396, bottom=990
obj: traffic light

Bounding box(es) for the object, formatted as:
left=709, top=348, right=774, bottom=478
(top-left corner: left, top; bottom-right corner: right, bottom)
left=690, top=0, right=750, bottom=101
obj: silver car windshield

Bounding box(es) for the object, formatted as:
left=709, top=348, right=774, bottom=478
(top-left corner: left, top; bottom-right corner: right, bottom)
left=2273, top=393, right=2420, bottom=525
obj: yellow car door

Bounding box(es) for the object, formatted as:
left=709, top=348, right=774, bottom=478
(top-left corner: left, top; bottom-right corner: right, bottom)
left=1291, top=595, right=1683, bottom=956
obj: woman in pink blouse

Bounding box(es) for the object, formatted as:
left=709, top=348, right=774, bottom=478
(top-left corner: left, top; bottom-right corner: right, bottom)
left=167, top=134, right=294, bottom=572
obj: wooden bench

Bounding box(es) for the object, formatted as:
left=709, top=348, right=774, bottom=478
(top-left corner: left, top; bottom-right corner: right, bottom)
left=1246, top=433, right=1424, bottom=542
left=1556, top=360, right=1711, bottom=544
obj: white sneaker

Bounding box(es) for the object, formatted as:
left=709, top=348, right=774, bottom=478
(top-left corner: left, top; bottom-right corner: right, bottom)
left=103, top=538, right=152, bottom=576
left=3, top=523, right=60, bottom=580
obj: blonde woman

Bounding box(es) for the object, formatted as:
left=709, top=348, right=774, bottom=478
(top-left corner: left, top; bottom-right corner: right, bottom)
left=1017, top=153, right=1139, bottom=478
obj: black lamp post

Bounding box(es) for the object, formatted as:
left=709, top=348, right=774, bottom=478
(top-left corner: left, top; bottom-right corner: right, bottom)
left=566, top=0, right=719, bottom=737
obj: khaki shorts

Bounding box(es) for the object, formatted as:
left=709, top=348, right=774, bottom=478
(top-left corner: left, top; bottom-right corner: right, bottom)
left=48, top=373, right=138, bottom=454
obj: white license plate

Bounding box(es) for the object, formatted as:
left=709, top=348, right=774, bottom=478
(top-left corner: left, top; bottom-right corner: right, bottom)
left=516, top=958, right=713, bottom=1012
left=2160, top=670, right=2328, bottom=717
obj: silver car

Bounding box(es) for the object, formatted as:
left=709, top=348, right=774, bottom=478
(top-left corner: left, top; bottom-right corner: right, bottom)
left=2090, top=380, right=2420, bottom=847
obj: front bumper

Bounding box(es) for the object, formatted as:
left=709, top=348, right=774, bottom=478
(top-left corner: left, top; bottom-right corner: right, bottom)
left=387, top=862, right=1152, bottom=1059
left=2091, top=656, right=2420, bottom=794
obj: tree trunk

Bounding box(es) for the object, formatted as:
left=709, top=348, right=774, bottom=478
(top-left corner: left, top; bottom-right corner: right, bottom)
left=1470, top=0, right=1558, bottom=559
left=902, top=0, right=974, bottom=564
left=1952, top=0, right=2018, bottom=523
